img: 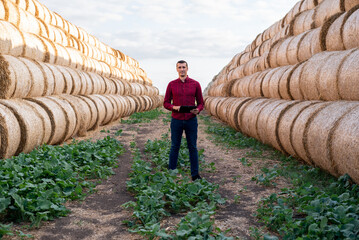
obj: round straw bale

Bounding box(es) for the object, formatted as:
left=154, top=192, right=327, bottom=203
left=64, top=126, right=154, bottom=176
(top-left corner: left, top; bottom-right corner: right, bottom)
left=345, top=0, right=359, bottom=10
left=278, top=101, right=318, bottom=156
left=322, top=12, right=345, bottom=51
left=337, top=48, right=359, bottom=100
left=1, top=20, right=25, bottom=56
left=38, top=35, right=57, bottom=64
left=278, top=64, right=298, bottom=100
left=75, top=95, right=99, bottom=131
left=18, top=57, right=45, bottom=97
left=26, top=97, right=66, bottom=145
left=23, top=99, right=52, bottom=144
left=268, top=66, right=292, bottom=99
left=42, top=62, right=55, bottom=96
left=256, top=99, right=287, bottom=145
left=0, top=99, right=43, bottom=155
left=317, top=50, right=353, bottom=100
left=276, top=37, right=293, bottom=67
left=268, top=39, right=282, bottom=68
left=58, top=95, right=89, bottom=137
left=342, top=8, right=359, bottom=50
left=0, top=103, right=21, bottom=159
left=297, top=28, right=322, bottom=63
left=125, top=96, right=137, bottom=116
left=239, top=52, right=251, bottom=65
left=300, top=51, right=334, bottom=100
left=331, top=105, right=359, bottom=183
left=46, top=64, right=65, bottom=95
left=83, top=95, right=106, bottom=126
left=314, top=0, right=345, bottom=28
left=56, top=66, right=74, bottom=95
left=20, top=10, right=41, bottom=35
left=251, top=69, right=271, bottom=97
left=6, top=0, right=20, bottom=26
left=54, top=43, right=71, bottom=67
left=287, top=32, right=307, bottom=65
left=78, top=71, right=92, bottom=95
left=1, top=55, right=32, bottom=99
left=87, top=72, right=103, bottom=94
left=306, top=101, right=358, bottom=175
left=46, top=96, right=77, bottom=141
left=107, top=95, right=122, bottom=121
left=238, top=98, right=272, bottom=139
left=262, top=68, right=281, bottom=98
left=98, top=94, right=116, bottom=125
left=0, top=55, right=15, bottom=99
left=0, top=21, right=11, bottom=54
left=265, top=100, right=299, bottom=153
left=289, top=61, right=306, bottom=100
left=291, top=102, right=332, bottom=164
left=292, top=9, right=315, bottom=36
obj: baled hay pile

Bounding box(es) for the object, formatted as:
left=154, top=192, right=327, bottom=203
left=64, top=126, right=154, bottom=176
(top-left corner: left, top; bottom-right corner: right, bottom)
left=204, top=0, right=359, bottom=183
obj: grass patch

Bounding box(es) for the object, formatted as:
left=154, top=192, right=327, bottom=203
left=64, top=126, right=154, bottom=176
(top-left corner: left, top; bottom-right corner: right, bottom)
left=0, top=137, right=125, bottom=238
left=121, top=108, right=165, bottom=124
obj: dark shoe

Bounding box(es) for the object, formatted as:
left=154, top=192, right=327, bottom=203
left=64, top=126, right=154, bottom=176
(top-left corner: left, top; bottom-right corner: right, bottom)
left=192, top=175, right=202, bottom=181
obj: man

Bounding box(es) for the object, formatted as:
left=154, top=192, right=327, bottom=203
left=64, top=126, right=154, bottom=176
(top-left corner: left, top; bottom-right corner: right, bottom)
left=163, top=60, right=204, bottom=181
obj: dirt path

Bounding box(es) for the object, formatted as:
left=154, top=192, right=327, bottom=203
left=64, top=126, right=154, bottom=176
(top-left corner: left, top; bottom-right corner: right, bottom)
left=12, top=110, right=287, bottom=239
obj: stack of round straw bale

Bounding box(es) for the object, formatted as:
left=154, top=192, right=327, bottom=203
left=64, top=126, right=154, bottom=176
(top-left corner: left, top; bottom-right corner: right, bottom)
left=0, top=0, right=163, bottom=159
left=204, top=0, right=359, bottom=184
left=0, top=0, right=149, bottom=84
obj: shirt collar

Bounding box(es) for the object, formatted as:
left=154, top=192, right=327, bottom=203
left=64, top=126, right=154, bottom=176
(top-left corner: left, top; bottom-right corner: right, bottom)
left=177, top=75, right=189, bottom=83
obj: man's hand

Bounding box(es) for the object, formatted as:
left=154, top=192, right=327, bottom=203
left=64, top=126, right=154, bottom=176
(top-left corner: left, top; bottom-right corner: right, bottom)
left=173, top=106, right=180, bottom=111
left=190, top=108, right=199, bottom=115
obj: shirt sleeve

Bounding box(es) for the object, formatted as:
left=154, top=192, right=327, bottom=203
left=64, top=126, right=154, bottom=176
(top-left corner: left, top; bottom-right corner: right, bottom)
left=163, top=82, right=173, bottom=111
left=195, top=82, right=204, bottom=112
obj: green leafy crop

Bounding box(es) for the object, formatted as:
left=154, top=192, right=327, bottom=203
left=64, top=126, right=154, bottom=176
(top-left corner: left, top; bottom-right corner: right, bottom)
left=0, top=136, right=124, bottom=237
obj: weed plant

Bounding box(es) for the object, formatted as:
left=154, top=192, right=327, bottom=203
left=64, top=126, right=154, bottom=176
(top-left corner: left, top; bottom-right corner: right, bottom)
left=123, top=134, right=232, bottom=239
left=121, top=108, right=164, bottom=124
left=0, top=137, right=124, bottom=238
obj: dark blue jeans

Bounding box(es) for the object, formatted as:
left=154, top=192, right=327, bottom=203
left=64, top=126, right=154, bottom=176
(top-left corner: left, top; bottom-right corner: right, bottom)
left=169, top=117, right=199, bottom=177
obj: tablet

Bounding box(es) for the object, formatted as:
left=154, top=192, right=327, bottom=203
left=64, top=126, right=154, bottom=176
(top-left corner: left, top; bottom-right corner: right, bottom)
left=179, top=106, right=197, bottom=113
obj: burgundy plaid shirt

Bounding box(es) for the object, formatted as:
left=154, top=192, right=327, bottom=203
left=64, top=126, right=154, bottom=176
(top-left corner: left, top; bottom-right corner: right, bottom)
left=163, top=76, right=204, bottom=120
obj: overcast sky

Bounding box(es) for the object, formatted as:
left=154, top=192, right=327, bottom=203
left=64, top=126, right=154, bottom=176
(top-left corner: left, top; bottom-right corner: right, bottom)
left=40, top=0, right=299, bottom=94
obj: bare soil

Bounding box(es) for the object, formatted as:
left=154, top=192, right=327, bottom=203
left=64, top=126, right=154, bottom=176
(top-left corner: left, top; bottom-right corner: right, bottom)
left=7, top=109, right=289, bottom=239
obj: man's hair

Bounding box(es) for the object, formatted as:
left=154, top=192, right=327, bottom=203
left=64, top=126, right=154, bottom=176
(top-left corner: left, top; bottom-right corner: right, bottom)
left=176, top=60, right=188, bottom=67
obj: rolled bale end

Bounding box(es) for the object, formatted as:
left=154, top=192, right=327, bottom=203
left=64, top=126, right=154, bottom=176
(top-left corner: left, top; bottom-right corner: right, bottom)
left=291, top=102, right=332, bottom=164
left=26, top=97, right=67, bottom=145
left=46, top=96, right=77, bottom=142
left=261, top=68, right=279, bottom=98
left=278, top=101, right=318, bottom=157
left=74, top=95, right=99, bottom=131
left=0, top=103, right=21, bottom=159
left=3, top=55, right=31, bottom=99
left=278, top=64, right=298, bottom=100
left=289, top=61, right=306, bottom=100
left=256, top=99, right=287, bottom=146
left=332, top=105, right=359, bottom=183
left=18, top=57, right=45, bottom=98
left=307, top=101, right=359, bottom=176
left=286, top=33, right=306, bottom=65
left=0, top=55, right=13, bottom=99
left=83, top=95, right=106, bottom=127
left=342, top=7, right=359, bottom=50
left=338, top=48, right=359, bottom=100
left=300, top=51, right=335, bottom=100
left=318, top=50, right=353, bottom=101
left=266, top=100, right=299, bottom=152
left=269, top=66, right=292, bottom=99
left=23, top=100, right=52, bottom=145
left=238, top=98, right=272, bottom=140
left=321, top=12, right=344, bottom=51
left=0, top=99, right=44, bottom=155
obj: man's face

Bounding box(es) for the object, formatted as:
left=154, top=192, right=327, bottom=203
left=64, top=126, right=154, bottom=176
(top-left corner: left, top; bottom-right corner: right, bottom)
left=176, top=63, right=188, bottom=78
